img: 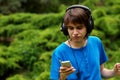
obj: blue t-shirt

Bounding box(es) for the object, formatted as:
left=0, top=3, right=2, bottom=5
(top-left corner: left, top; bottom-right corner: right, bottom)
left=50, top=36, right=108, bottom=80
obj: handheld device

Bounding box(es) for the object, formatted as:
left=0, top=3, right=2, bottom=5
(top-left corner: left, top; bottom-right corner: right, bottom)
left=60, top=60, right=72, bottom=67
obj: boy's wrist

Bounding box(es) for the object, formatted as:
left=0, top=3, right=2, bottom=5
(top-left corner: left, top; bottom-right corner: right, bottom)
left=112, top=69, right=115, bottom=76
left=59, top=73, right=67, bottom=80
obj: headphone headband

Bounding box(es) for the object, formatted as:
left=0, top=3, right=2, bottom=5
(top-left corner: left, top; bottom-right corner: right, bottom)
left=66, top=5, right=91, bottom=14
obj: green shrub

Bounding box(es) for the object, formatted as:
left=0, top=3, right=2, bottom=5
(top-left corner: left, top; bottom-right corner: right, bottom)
left=6, top=74, right=26, bottom=80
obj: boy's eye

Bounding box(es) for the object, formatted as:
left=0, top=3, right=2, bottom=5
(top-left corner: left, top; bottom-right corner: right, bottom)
left=69, top=27, right=74, bottom=30
left=67, top=25, right=84, bottom=30
left=67, top=26, right=74, bottom=30
left=77, top=27, right=82, bottom=29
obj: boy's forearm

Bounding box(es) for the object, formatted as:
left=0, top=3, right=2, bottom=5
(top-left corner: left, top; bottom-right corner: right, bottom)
left=101, top=68, right=115, bottom=79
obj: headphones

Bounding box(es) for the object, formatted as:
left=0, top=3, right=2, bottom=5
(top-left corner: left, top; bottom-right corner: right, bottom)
left=61, top=5, right=94, bottom=36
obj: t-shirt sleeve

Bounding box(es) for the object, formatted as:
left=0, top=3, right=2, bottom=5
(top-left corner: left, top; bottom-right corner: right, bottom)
left=97, top=38, right=108, bottom=65
left=50, top=49, right=61, bottom=79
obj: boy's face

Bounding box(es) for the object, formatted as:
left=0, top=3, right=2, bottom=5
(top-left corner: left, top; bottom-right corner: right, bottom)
left=66, top=22, right=87, bottom=42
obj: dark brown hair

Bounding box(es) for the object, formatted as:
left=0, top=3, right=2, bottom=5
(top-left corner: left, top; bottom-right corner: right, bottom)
left=64, top=8, right=90, bottom=28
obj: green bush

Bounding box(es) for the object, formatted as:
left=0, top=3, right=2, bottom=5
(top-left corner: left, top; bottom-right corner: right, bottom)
left=6, top=74, right=26, bottom=80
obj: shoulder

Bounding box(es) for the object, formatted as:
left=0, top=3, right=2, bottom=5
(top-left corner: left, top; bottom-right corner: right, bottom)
left=55, top=42, right=67, bottom=50
left=88, top=36, right=101, bottom=40
left=52, top=42, right=70, bottom=58
left=87, top=36, right=103, bottom=47
left=88, top=36, right=102, bottom=43
left=53, top=42, right=68, bottom=53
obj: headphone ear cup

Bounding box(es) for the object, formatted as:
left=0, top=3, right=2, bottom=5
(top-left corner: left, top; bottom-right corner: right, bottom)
left=61, top=23, right=68, bottom=36
left=90, top=16, right=94, bottom=29
left=88, top=16, right=94, bottom=33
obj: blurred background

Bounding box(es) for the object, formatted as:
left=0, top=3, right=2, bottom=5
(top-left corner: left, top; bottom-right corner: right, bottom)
left=0, top=0, right=120, bottom=80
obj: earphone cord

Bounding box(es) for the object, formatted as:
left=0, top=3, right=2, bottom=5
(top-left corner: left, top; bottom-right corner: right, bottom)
left=68, top=39, right=84, bottom=79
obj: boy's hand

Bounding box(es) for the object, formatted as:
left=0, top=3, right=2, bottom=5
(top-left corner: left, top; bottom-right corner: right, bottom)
left=59, top=66, right=76, bottom=80
left=114, top=63, right=120, bottom=75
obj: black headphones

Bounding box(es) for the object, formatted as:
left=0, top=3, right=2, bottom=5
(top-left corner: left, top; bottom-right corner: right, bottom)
left=61, top=5, right=94, bottom=36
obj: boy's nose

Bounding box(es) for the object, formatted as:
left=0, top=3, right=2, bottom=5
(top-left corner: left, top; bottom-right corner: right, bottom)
left=73, top=29, right=78, bottom=34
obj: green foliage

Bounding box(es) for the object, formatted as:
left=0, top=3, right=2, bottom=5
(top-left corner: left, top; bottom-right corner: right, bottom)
left=105, top=0, right=120, bottom=6
left=0, top=0, right=61, bottom=14
left=6, top=74, right=26, bottom=80
left=35, top=71, right=50, bottom=80
left=95, top=16, right=119, bottom=36
left=0, top=12, right=66, bottom=79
